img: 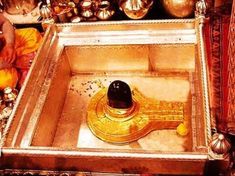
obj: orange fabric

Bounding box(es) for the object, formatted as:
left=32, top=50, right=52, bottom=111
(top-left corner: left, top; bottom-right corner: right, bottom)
left=15, top=28, right=42, bottom=69
left=15, top=51, right=37, bottom=70
left=15, top=28, right=42, bottom=56
left=0, top=67, right=18, bottom=89
left=0, top=28, right=42, bottom=90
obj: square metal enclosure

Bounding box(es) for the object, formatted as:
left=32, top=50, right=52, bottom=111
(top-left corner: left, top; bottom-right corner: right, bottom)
left=0, top=19, right=215, bottom=175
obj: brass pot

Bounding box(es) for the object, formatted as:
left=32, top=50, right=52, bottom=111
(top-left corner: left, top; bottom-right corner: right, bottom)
left=95, top=0, right=115, bottom=20
left=119, top=0, right=153, bottom=19
left=2, top=0, right=38, bottom=15
left=80, top=0, right=94, bottom=18
left=161, top=0, right=196, bottom=18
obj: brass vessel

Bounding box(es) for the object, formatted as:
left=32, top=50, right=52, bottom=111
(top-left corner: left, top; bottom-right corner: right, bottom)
left=161, top=0, right=196, bottom=18
left=95, top=0, right=115, bottom=20
left=80, top=0, right=94, bottom=18
left=119, top=0, right=153, bottom=19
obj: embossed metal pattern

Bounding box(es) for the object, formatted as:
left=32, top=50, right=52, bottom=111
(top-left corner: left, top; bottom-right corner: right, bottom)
left=87, top=87, right=184, bottom=143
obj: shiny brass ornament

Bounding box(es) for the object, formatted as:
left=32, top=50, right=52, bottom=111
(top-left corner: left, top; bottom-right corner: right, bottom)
left=161, top=0, right=196, bottom=18
left=87, top=87, right=185, bottom=143
left=210, top=133, right=231, bottom=155
left=81, top=10, right=93, bottom=18
left=80, top=0, right=94, bottom=18
left=40, top=4, right=53, bottom=20
left=119, top=0, right=153, bottom=19
left=3, top=87, right=18, bottom=103
left=195, top=0, right=206, bottom=16
left=95, top=0, right=115, bottom=20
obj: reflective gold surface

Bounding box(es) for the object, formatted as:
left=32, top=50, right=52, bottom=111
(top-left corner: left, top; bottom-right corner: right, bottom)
left=119, top=0, right=153, bottom=19
left=87, top=87, right=184, bottom=143
left=95, top=0, right=115, bottom=20
left=0, top=20, right=216, bottom=174
left=162, top=0, right=196, bottom=18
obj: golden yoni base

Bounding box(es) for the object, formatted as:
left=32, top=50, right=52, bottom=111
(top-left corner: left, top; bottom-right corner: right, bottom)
left=87, top=87, right=185, bottom=143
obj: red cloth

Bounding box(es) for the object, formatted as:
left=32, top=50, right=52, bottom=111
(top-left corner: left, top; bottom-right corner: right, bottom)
left=228, top=0, right=235, bottom=134
left=205, top=4, right=232, bottom=133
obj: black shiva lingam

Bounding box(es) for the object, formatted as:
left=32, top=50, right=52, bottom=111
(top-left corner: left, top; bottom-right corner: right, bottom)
left=107, top=80, right=132, bottom=109
left=87, top=80, right=186, bottom=143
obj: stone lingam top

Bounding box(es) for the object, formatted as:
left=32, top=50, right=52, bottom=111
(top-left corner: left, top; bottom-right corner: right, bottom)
left=87, top=80, right=186, bottom=144
left=107, top=80, right=133, bottom=109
